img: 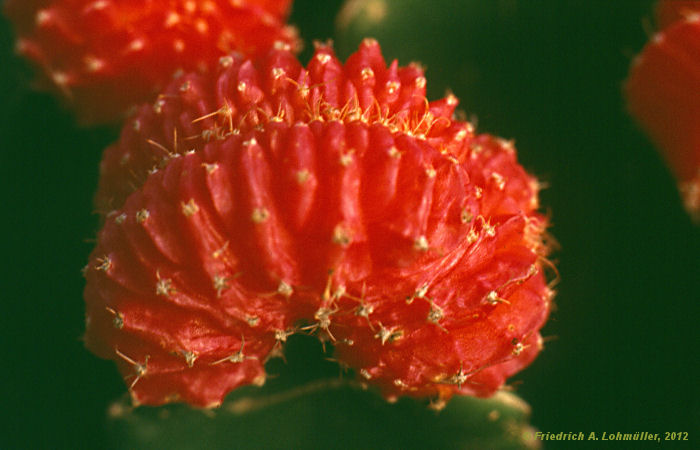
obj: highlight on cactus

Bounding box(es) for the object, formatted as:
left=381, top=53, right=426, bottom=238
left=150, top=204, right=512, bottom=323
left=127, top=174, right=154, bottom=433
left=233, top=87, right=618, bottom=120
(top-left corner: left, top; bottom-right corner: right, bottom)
left=654, top=0, right=700, bottom=28
left=83, top=39, right=555, bottom=408
left=3, top=0, right=300, bottom=124
left=624, top=1, right=700, bottom=220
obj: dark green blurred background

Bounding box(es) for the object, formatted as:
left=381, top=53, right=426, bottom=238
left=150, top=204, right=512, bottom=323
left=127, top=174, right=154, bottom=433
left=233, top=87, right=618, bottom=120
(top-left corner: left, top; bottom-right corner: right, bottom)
left=1, top=0, right=697, bottom=448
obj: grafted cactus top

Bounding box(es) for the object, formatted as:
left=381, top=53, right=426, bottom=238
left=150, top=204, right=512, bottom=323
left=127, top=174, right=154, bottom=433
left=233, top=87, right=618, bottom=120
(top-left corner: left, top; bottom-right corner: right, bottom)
left=84, top=40, right=553, bottom=407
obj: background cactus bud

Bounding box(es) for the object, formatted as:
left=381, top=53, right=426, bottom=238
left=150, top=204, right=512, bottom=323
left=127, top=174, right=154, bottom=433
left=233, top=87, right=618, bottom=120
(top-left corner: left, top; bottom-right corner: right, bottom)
left=625, top=5, right=700, bottom=219
left=3, top=0, right=300, bottom=124
left=655, top=0, right=700, bottom=28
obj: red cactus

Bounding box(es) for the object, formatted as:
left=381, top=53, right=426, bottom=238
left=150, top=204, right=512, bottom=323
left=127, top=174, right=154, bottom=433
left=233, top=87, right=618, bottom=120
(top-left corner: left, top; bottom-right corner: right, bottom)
left=84, top=40, right=553, bottom=407
left=625, top=11, right=700, bottom=219
left=655, top=0, right=700, bottom=28
left=4, top=0, right=299, bottom=124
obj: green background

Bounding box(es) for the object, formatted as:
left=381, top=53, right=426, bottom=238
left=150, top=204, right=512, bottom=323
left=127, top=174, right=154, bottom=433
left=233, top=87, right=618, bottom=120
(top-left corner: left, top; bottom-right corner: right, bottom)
left=0, top=0, right=697, bottom=448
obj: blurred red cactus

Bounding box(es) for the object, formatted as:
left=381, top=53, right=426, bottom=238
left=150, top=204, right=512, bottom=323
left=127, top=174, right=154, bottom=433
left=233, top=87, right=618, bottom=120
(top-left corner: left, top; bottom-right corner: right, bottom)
left=625, top=6, right=700, bottom=219
left=4, top=0, right=300, bottom=124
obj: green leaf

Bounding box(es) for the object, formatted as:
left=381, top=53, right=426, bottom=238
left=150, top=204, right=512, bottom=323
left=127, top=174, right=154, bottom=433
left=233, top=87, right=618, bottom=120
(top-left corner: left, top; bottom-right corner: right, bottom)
left=108, top=379, right=540, bottom=449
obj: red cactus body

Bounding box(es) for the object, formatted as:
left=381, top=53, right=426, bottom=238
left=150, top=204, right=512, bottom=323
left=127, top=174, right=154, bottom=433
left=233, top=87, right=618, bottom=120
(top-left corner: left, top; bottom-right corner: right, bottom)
left=4, top=0, right=299, bottom=124
left=655, top=0, right=700, bottom=28
left=84, top=40, right=553, bottom=407
left=625, top=12, right=700, bottom=219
